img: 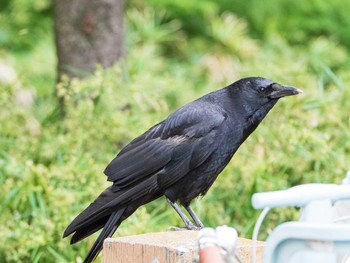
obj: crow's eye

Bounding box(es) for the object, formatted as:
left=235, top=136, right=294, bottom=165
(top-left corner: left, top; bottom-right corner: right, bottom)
left=258, top=86, right=267, bottom=94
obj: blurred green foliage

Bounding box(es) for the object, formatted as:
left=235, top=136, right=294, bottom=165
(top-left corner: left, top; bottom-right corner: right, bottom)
left=146, top=0, right=350, bottom=50
left=0, top=0, right=51, bottom=51
left=1, top=1, right=350, bottom=262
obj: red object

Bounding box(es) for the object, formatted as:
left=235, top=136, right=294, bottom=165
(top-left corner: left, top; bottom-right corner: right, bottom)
left=199, top=245, right=225, bottom=263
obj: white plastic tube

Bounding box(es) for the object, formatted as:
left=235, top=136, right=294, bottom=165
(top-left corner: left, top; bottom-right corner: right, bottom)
left=252, top=184, right=350, bottom=209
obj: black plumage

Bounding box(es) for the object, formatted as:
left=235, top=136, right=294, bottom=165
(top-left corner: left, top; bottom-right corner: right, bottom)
left=63, top=77, right=301, bottom=262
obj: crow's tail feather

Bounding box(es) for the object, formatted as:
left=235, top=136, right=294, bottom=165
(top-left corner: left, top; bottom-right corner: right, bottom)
left=70, top=215, right=109, bottom=244
left=83, top=207, right=127, bottom=263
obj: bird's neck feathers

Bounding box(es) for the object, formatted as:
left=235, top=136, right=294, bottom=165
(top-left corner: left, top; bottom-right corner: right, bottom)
left=242, top=100, right=277, bottom=139
left=225, top=85, right=278, bottom=136
left=226, top=85, right=278, bottom=124
left=246, top=100, right=277, bottom=125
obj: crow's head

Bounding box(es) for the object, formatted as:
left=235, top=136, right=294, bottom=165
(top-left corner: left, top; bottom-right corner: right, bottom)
left=238, top=76, right=302, bottom=102
left=234, top=76, right=301, bottom=106
left=229, top=77, right=302, bottom=124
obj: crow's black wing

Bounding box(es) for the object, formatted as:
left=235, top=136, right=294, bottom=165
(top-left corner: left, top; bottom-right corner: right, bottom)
left=104, top=101, right=228, bottom=186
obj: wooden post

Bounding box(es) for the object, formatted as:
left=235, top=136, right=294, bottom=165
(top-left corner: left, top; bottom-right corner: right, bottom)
left=103, top=231, right=264, bottom=263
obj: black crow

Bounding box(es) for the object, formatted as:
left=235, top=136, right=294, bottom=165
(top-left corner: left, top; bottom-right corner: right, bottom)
left=63, top=77, right=302, bottom=262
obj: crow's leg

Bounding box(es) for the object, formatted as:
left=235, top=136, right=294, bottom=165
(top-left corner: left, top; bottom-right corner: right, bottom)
left=185, top=205, right=204, bottom=228
left=166, top=198, right=199, bottom=230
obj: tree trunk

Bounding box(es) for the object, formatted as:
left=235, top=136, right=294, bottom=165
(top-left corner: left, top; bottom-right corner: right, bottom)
left=53, top=0, right=124, bottom=79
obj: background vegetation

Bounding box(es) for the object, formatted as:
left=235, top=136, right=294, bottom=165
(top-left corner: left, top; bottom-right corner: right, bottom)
left=1, top=0, right=350, bottom=262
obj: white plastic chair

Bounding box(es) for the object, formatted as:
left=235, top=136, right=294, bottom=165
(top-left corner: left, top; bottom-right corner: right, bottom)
left=251, top=173, right=350, bottom=263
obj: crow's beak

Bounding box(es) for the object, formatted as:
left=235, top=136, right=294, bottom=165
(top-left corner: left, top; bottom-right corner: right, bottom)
left=269, top=83, right=303, bottom=99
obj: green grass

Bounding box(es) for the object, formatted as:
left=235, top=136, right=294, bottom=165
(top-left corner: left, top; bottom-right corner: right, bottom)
left=1, top=6, right=350, bottom=263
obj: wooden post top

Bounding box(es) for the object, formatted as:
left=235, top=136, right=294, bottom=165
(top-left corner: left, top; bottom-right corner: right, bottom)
left=103, top=230, right=264, bottom=263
